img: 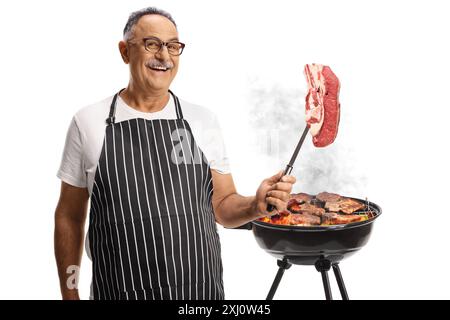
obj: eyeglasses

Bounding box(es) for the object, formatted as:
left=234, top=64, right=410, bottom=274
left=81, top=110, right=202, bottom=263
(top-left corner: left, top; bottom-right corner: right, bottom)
left=132, top=37, right=186, bottom=56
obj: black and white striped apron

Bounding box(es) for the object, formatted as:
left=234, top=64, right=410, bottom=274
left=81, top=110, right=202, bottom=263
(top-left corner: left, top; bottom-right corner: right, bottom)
left=87, top=89, right=224, bottom=300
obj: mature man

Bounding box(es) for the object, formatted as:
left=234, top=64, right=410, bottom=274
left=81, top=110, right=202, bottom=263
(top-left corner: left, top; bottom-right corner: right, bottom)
left=54, top=7, right=296, bottom=300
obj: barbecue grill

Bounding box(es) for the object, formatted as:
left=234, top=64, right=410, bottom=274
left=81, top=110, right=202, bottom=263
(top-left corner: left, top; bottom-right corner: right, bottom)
left=237, top=197, right=381, bottom=300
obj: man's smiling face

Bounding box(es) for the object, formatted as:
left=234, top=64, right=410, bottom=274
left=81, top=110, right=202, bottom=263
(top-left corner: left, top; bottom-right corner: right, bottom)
left=120, top=14, right=180, bottom=93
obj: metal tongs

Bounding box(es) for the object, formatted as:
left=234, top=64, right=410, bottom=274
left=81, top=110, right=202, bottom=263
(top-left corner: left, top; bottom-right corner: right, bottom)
left=266, top=125, right=309, bottom=213
left=266, top=65, right=320, bottom=213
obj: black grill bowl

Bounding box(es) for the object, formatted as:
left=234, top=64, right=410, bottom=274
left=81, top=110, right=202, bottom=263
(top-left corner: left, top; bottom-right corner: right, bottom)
left=251, top=198, right=382, bottom=265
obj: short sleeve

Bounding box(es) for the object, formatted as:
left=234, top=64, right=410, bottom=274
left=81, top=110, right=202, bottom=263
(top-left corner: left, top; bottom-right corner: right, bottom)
left=203, top=114, right=231, bottom=174
left=56, top=116, right=87, bottom=188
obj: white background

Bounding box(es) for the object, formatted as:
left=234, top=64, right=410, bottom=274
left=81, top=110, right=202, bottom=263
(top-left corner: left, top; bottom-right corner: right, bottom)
left=0, top=0, right=449, bottom=299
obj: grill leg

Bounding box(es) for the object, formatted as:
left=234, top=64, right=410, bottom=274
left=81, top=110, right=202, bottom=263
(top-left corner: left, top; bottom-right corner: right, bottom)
left=332, top=264, right=349, bottom=300
left=315, top=258, right=333, bottom=300
left=320, top=271, right=333, bottom=300
left=266, top=258, right=291, bottom=300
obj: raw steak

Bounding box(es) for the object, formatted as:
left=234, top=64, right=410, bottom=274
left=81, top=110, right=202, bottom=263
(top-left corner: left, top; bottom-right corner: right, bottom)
left=304, top=64, right=340, bottom=147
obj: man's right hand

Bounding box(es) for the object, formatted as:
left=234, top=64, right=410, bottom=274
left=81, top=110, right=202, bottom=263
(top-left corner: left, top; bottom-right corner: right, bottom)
left=54, top=181, right=89, bottom=300
left=253, top=170, right=296, bottom=217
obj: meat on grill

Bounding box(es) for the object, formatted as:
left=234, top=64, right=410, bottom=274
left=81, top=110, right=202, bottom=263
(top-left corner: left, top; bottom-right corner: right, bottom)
left=269, top=213, right=291, bottom=225
left=304, top=64, right=341, bottom=148
left=289, top=193, right=313, bottom=205
left=289, top=202, right=326, bottom=217
left=316, top=192, right=342, bottom=203
left=260, top=192, right=370, bottom=226
left=290, top=213, right=321, bottom=226
left=324, top=201, right=341, bottom=212
left=325, top=198, right=366, bottom=214
left=322, top=212, right=367, bottom=225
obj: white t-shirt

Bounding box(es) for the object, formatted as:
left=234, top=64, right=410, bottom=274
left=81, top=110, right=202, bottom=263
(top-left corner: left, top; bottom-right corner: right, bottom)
left=57, top=93, right=231, bottom=195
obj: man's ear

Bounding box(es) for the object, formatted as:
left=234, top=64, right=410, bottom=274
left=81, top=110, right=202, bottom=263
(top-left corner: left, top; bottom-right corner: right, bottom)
left=118, top=41, right=129, bottom=64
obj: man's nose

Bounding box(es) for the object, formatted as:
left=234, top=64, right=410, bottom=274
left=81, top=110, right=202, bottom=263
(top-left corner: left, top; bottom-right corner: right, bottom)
left=155, top=44, right=170, bottom=60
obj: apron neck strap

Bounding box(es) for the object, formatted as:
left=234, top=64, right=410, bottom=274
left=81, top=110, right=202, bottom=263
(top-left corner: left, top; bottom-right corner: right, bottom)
left=169, top=89, right=184, bottom=120
left=106, top=88, right=183, bottom=125
left=106, top=88, right=125, bottom=125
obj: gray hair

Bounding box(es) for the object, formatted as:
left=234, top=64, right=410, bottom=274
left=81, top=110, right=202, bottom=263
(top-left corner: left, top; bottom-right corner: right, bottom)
left=123, top=7, right=177, bottom=40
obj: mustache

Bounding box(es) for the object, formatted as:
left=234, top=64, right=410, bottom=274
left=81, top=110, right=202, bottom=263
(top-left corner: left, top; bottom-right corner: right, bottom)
left=145, top=59, right=174, bottom=70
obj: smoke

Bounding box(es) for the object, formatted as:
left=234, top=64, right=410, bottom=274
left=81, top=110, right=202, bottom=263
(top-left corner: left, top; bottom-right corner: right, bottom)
left=245, top=78, right=369, bottom=197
